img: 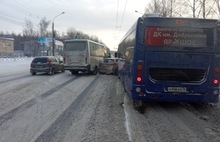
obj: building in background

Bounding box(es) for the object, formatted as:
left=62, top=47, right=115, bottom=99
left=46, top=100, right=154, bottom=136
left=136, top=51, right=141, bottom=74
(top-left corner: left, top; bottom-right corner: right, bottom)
left=0, top=37, right=14, bottom=57
left=23, top=40, right=37, bottom=57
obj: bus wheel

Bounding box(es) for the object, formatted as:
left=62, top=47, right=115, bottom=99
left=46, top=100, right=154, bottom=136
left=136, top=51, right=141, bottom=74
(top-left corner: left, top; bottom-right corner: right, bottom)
left=133, top=100, right=145, bottom=114
left=31, top=72, right=36, bottom=75
left=92, top=67, right=98, bottom=75
left=71, top=71, right=78, bottom=75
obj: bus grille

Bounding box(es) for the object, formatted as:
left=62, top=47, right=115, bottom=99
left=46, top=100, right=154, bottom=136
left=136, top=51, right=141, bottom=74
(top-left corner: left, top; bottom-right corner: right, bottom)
left=149, top=68, right=206, bottom=82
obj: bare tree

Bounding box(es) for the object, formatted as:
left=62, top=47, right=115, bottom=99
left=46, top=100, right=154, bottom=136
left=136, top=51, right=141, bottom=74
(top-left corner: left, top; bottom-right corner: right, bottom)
left=203, top=0, right=216, bottom=18
left=180, top=0, right=216, bottom=18
left=196, top=0, right=216, bottom=18
left=67, top=27, right=77, bottom=39
left=66, top=27, right=103, bottom=43
left=145, top=0, right=180, bottom=17
left=23, top=19, right=35, bottom=37
left=145, top=0, right=218, bottom=18
left=39, top=17, right=50, bottom=37
left=215, top=0, right=220, bottom=17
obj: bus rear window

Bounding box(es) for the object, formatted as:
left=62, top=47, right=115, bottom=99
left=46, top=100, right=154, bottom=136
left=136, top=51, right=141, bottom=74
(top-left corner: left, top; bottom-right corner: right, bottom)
left=65, top=41, right=86, bottom=51
left=145, top=27, right=214, bottom=47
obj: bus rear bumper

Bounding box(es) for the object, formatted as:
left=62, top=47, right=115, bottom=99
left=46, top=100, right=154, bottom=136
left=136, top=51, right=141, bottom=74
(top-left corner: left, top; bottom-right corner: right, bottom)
left=131, top=92, right=219, bottom=103
left=64, top=65, right=90, bottom=72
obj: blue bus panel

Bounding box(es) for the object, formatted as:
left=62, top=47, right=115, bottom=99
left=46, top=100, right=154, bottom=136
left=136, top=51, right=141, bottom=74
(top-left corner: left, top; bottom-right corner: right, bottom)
left=118, top=16, right=220, bottom=104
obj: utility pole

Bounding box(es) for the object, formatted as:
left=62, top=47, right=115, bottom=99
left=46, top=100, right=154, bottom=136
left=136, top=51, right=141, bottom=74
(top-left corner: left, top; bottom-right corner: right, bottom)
left=52, top=12, right=65, bottom=56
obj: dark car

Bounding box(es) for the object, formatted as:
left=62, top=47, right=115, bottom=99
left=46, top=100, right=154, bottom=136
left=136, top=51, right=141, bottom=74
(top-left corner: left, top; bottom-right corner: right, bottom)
left=30, top=56, right=64, bottom=75
left=99, top=58, right=118, bottom=75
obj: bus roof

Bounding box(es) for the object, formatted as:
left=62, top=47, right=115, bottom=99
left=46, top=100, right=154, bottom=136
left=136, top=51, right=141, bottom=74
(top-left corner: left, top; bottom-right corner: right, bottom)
left=142, top=16, right=218, bottom=28
left=64, top=39, right=105, bottom=45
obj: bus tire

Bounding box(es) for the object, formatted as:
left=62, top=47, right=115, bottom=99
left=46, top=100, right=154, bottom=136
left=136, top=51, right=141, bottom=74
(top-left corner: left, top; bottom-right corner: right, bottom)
left=31, top=72, right=36, bottom=75
left=92, top=67, right=98, bottom=75
left=133, top=100, right=145, bottom=114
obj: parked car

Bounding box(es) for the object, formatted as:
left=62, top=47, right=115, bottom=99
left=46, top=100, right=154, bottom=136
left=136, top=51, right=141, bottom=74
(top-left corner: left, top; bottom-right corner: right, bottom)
left=30, top=56, right=64, bottom=75
left=99, top=58, right=118, bottom=75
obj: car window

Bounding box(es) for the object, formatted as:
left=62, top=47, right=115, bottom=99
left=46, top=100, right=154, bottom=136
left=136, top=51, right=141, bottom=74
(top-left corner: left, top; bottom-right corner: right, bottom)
left=103, top=59, right=115, bottom=63
left=32, top=57, right=48, bottom=63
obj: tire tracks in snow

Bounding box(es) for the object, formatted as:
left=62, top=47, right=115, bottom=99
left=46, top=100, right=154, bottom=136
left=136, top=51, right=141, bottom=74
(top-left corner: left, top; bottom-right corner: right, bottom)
left=124, top=98, right=220, bottom=142
left=34, top=75, right=99, bottom=142
left=0, top=74, right=30, bottom=84
left=0, top=76, right=79, bottom=127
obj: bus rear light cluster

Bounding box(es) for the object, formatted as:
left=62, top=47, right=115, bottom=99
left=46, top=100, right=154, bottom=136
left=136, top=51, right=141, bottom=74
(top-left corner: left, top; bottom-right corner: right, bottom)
left=136, top=62, right=143, bottom=83
left=214, top=66, right=219, bottom=85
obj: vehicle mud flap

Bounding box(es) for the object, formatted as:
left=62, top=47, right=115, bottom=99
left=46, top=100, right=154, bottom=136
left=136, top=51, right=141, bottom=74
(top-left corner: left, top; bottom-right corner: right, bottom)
left=133, top=100, right=145, bottom=114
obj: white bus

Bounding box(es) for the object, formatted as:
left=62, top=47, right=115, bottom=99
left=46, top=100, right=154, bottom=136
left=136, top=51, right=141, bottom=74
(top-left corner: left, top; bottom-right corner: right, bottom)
left=63, top=39, right=110, bottom=75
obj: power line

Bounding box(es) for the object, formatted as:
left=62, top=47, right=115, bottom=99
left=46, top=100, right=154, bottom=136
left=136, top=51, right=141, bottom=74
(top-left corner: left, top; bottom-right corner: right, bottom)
left=0, top=14, right=25, bottom=26
left=116, top=0, right=119, bottom=30
left=115, top=0, right=128, bottom=40
left=0, top=0, right=40, bottom=19
left=0, top=11, right=39, bottom=29
left=0, top=0, right=43, bottom=32
left=119, top=0, right=128, bottom=29
left=11, top=0, right=40, bottom=18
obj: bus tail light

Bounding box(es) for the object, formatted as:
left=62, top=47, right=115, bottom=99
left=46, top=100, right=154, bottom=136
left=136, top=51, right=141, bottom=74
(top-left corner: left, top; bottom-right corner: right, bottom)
left=214, top=79, right=219, bottom=85
left=136, top=77, right=142, bottom=82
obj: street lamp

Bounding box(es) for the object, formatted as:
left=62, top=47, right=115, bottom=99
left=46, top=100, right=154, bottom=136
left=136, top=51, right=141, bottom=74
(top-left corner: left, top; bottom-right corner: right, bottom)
left=52, top=11, right=65, bottom=56
left=135, top=10, right=143, bottom=15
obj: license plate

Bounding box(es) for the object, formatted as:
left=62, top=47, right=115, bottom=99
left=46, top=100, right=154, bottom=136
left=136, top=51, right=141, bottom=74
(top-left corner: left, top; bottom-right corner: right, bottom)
left=167, top=87, right=187, bottom=93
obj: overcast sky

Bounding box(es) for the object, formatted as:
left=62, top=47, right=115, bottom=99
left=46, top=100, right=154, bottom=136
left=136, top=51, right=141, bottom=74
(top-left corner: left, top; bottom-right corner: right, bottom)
left=0, top=0, right=148, bottom=51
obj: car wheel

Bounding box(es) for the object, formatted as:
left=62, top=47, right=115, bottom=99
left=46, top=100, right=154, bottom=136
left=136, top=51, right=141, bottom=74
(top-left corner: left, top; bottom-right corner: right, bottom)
left=48, top=68, right=55, bottom=75
left=71, top=71, right=78, bottom=75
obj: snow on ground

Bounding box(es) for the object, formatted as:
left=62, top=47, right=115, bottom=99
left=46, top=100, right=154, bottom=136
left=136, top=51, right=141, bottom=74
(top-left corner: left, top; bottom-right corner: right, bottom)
left=0, top=59, right=220, bottom=142
left=0, top=57, right=33, bottom=76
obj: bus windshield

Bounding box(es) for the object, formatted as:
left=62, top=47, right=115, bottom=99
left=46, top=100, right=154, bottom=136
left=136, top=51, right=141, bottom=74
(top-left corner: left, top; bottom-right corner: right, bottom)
left=146, top=27, right=214, bottom=47
left=65, top=41, right=86, bottom=51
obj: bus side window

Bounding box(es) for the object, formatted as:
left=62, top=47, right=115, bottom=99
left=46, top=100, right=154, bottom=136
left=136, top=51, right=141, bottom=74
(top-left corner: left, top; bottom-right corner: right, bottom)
left=125, top=47, right=134, bottom=65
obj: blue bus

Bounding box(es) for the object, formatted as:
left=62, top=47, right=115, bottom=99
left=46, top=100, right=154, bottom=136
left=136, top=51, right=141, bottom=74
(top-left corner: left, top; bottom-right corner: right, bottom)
left=117, top=15, right=220, bottom=108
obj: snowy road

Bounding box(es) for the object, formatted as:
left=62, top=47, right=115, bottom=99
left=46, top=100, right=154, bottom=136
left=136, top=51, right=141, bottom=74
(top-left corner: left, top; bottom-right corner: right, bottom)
left=0, top=58, right=220, bottom=142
